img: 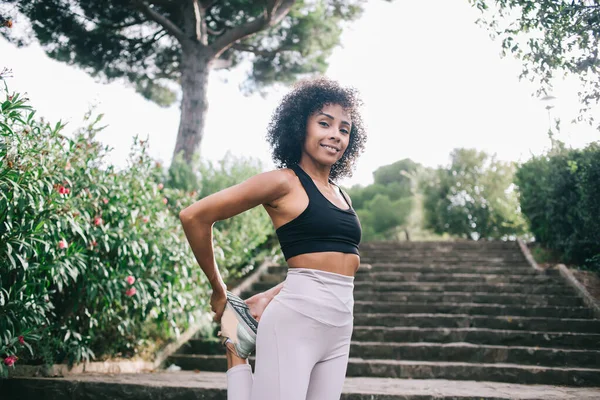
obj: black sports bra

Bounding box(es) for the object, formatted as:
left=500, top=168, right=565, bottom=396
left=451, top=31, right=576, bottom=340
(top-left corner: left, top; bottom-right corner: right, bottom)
left=275, top=164, right=362, bottom=260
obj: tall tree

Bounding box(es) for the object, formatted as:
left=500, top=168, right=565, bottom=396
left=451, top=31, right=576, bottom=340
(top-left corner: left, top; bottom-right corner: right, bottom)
left=0, top=1, right=382, bottom=163
left=469, top=0, right=600, bottom=129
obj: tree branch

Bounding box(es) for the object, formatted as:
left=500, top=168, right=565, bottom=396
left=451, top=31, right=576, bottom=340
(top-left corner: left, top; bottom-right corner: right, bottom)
left=132, top=0, right=186, bottom=43
left=210, top=15, right=268, bottom=57
left=192, top=0, right=208, bottom=44
left=266, top=0, right=296, bottom=25
left=132, top=29, right=169, bottom=52
left=207, top=26, right=225, bottom=35
left=148, top=0, right=182, bottom=6
left=232, top=43, right=291, bottom=57
left=99, top=18, right=145, bottom=30
left=210, top=0, right=295, bottom=57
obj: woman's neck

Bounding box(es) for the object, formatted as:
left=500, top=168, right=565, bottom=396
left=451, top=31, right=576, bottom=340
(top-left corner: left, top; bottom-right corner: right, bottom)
left=298, top=158, right=332, bottom=186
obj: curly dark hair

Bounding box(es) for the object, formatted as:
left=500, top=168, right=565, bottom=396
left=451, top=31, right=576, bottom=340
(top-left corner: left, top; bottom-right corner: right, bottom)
left=266, top=77, right=367, bottom=181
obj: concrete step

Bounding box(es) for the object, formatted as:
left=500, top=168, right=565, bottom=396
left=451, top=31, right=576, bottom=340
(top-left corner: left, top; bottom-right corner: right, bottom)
left=177, top=339, right=599, bottom=368
left=360, top=253, right=528, bottom=261
left=6, top=372, right=600, bottom=399
left=359, top=250, right=527, bottom=257
left=351, top=327, right=600, bottom=349
left=250, top=281, right=574, bottom=295
left=352, top=291, right=583, bottom=306
left=259, top=272, right=561, bottom=284
left=348, top=341, right=600, bottom=368
left=350, top=282, right=573, bottom=295
left=360, top=264, right=550, bottom=274
left=352, top=313, right=600, bottom=333
left=352, top=301, right=595, bottom=319
left=240, top=290, right=585, bottom=307
left=268, top=264, right=548, bottom=275
left=360, top=259, right=531, bottom=267
left=360, top=254, right=527, bottom=260
left=168, top=355, right=600, bottom=386
left=345, top=358, right=600, bottom=386
left=360, top=241, right=521, bottom=250
left=359, top=248, right=523, bottom=254
left=359, top=244, right=523, bottom=251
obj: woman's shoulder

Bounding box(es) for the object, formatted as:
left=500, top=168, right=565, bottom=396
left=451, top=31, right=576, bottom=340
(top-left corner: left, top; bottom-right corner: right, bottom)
left=250, top=167, right=299, bottom=207
left=259, top=167, right=297, bottom=183
left=250, top=167, right=298, bottom=196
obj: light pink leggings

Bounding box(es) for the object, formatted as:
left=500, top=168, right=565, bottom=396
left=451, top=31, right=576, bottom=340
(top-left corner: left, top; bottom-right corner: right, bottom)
left=226, top=267, right=354, bottom=400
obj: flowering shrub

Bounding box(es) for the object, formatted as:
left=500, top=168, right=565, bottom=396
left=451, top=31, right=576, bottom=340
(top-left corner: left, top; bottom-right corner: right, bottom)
left=0, top=77, right=274, bottom=376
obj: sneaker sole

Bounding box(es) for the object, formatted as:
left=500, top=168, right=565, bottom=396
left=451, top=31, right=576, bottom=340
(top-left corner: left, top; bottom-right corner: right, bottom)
left=221, top=292, right=258, bottom=358
left=227, top=292, right=258, bottom=336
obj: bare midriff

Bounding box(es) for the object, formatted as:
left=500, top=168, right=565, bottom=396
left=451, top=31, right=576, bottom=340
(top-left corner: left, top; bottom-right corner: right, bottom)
left=286, top=251, right=360, bottom=277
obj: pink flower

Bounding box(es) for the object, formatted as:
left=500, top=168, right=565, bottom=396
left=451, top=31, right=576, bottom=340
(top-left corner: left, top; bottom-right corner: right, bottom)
left=125, top=287, right=137, bottom=297
left=126, top=276, right=136, bottom=285
left=94, top=217, right=103, bottom=226
left=18, top=336, right=25, bottom=345
left=142, top=216, right=149, bottom=223
left=102, top=198, right=109, bottom=204
left=58, top=185, right=70, bottom=195
left=162, top=198, right=168, bottom=205
left=4, top=355, right=17, bottom=367
left=58, top=239, right=68, bottom=249
left=65, top=161, right=72, bottom=170
left=158, top=183, right=164, bottom=190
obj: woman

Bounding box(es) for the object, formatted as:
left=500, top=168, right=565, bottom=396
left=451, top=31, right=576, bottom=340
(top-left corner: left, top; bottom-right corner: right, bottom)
left=179, top=77, right=366, bottom=400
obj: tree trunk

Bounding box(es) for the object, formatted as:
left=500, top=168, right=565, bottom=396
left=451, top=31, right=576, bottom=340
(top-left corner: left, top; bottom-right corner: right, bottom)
left=172, top=45, right=212, bottom=164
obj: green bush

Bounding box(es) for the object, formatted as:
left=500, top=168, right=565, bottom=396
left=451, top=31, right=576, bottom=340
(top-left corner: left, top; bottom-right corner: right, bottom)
left=356, top=195, right=412, bottom=241
left=344, top=158, right=419, bottom=241
left=198, top=154, right=274, bottom=275
left=348, top=159, right=417, bottom=211
left=515, top=142, right=600, bottom=270
left=0, top=80, right=273, bottom=376
left=423, top=148, right=526, bottom=240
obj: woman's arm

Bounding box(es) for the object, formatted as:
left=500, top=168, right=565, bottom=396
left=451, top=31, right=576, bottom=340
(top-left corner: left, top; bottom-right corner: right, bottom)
left=179, top=169, right=292, bottom=320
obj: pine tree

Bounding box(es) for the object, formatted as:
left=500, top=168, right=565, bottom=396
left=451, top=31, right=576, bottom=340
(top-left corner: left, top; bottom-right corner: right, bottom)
left=1, top=1, right=380, bottom=162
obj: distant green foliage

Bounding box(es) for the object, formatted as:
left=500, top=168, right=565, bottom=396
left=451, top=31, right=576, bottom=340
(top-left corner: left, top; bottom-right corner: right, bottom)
left=347, top=159, right=418, bottom=241
left=515, top=141, right=600, bottom=271
left=423, top=148, right=526, bottom=240
left=0, top=81, right=273, bottom=376
left=356, top=195, right=412, bottom=240
left=373, top=159, right=420, bottom=187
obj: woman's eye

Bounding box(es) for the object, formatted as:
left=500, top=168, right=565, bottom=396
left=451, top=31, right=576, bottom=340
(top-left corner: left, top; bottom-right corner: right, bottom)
left=340, top=129, right=349, bottom=134
left=319, top=121, right=329, bottom=127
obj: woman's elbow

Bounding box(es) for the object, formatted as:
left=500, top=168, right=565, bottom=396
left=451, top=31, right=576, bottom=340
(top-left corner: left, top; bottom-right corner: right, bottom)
left=179, top=205, right=214, bottom=227
left=179, top=206, right=197, bottom=225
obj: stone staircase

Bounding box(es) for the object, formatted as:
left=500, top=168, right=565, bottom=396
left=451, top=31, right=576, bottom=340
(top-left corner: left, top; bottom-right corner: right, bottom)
left=169, top=241, right=600, bottom=390
left=6, top=241, right=600, bottom=399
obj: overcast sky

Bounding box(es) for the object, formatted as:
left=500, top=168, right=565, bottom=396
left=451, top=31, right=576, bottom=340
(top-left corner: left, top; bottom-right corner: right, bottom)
left=1, top=0, right=597, bottom=187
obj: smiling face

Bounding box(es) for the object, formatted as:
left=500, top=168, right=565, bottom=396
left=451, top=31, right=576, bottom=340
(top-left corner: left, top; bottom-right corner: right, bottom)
left=302, top=103, right=352, bottom=167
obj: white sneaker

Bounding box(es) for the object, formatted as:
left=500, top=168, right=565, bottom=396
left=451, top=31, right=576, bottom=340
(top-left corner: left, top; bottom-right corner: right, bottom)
left=218, top=291, right=258, bottom=359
